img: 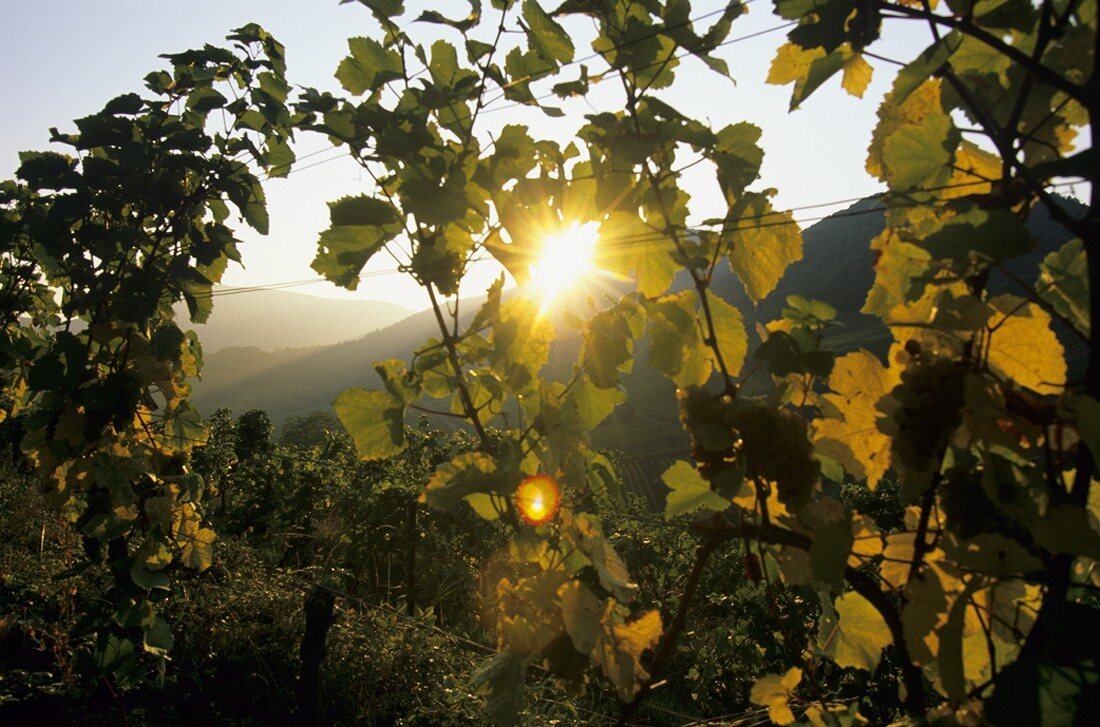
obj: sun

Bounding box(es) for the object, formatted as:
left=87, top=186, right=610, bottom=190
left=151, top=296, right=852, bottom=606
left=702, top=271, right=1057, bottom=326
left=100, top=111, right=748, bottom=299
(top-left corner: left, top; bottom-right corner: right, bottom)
left=528, top=222, right=599, bottom=308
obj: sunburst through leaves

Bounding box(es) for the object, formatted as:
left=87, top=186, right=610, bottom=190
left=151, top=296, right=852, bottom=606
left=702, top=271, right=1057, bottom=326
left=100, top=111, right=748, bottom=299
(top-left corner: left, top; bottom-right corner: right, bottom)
left=528, top=222, right=600, bottom=312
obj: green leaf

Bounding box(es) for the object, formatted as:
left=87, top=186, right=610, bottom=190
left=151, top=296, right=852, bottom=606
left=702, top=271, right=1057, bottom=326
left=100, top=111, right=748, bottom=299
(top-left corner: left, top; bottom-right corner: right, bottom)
left=881, top=111, right=958, bottom=191
left=329, top=194, right=398, bottom=227
left=868, top=79, right=958, bottom=191
left=568, top=380, right=625, bottom=429
left=647, top=291, right=710, bottom=387
left=312, top=224, right=398, bottom=290
left=1073, top=395, right=1100, bottom=465
left=599, top=211, right=677, bottom=297
left=1038, top=238, right=1089, bottom=335
left=803, top=498, right=853, bottom=589
left=142, top=612, right=175, bottom=657
left=919, top=206, right=1034, bottom=262
left=558, top=580, right=601, bottom=653
left=523, top=0, right=574, bottom=64
left=470, top=650, right=528, bottom=727
left=938, top=579, right=982, bottom=701
left=582, top=300, right=644, bottom=389
left=336, top=36, right=403, bottom=94
left=186, top=86, right=228, bottom=113
left=725, top=194, right=803, bottom=302
left=422, top=451, right=522, bottom=510
left=662, top=460, right=729, bottom=520
left=711, top=122, right=764, bottom=202
left=333, top=388, right=406, bottom=460
left=489, top=124, right=537, bottom=182
left=242, top=179, right=269, bottom=234
left=163, top=401, right=207, bottom=451
left=465, top=492, right=504, bottom=521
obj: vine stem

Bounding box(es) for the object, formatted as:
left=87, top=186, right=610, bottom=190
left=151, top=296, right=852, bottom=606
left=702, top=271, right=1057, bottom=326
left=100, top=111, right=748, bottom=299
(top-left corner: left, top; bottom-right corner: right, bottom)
left=876, top=0, right=1086, bottom=102
left=617, top=512, right=928, bottom=722
left=425, top=285, right=494, bottom=453
left=615, top=535, right=724, bottom=726
left=618, top=72, right=739, bottom=398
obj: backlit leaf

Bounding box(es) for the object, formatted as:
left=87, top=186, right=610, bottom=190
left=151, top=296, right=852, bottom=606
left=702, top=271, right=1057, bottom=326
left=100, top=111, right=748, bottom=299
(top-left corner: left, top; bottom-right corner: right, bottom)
left=813, top=350, right=896, bottom=489
left=822, top=591, right=892, bottom=672
left=648, top=291, right=710, bottom=387
left=336, top=36, right=403, bottom=94
left=1037, top=238, right=1089, bottom=335
left=985, top=296, right=1066, bottom=395
left=558, top=580, right=601, bottom=654
left=725, top=193, right=803, bottom=302
left=707, top=295, right=748, bottom=378
left=422, top=451, right=522, bottom=511
left=841, top=54, right=873, bottom=98
left=594, top=602, right=662, bottom=701
left=749, top=667, right=802, bottom=725
left=662, top=460, right=729, bottom=520
left=333, top=388, right=406, bottom=461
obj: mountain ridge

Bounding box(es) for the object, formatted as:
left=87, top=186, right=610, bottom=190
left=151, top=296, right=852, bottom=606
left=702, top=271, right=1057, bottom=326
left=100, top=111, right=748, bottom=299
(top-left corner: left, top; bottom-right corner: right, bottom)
left=177, top=285, right=413, bottom=354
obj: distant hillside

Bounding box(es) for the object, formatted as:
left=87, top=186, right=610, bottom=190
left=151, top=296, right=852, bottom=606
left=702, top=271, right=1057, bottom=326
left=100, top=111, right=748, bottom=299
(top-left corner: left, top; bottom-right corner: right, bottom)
left=193, top=198, right=1083, bottom=448
left=176, top=286, right=412, bottom=353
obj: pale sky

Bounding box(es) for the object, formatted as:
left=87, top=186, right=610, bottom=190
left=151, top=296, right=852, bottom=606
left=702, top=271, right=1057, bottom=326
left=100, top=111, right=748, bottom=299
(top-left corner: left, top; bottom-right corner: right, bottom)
left=2, top=1, right=946, bottom=310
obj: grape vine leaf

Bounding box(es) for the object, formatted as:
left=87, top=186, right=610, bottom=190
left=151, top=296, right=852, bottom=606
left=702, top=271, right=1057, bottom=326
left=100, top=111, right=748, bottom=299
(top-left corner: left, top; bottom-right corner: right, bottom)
left=725, top=193, right=803, bottom=302
left=336, top=36, right=403, bottom=94
left=707, top=295, right=748, bottom=378
left=422, top=451, right=522, bottom=511
left=333, top=388, right=407, bottom=460
left=1038, top=238, right=1089, bottom=335
left=749, top=667, right=802, bottom=726
left=662, top=460, right=729, bottom=520
left=985, top=296, right=1066, bottom=395
left=821, top=591, right=892, bottom=672
left=813, top=350, right=896, bottom=489
left=841, top=54, right=873, bottom=98
left=558, top=580, right=601, bottom=654
left=593, top=603, right=662, bottom=701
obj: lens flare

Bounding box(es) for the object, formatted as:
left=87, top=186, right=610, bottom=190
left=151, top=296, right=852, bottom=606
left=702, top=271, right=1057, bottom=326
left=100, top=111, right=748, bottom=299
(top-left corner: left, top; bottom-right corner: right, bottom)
left=513, top=474, right=561, bottom=526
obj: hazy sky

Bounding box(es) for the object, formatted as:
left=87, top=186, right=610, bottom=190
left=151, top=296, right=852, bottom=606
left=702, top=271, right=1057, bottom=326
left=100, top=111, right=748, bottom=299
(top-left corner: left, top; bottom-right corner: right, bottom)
left=2, top=1, right=947, bottom=310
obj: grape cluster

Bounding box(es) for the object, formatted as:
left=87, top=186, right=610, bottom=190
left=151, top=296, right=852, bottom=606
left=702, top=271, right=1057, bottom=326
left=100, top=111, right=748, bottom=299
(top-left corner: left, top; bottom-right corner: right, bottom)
left=677, top=386, right=742, bottom=497
left=889, top=358, right=966, bottom=477
left=730, top=403, right=819, bottom=511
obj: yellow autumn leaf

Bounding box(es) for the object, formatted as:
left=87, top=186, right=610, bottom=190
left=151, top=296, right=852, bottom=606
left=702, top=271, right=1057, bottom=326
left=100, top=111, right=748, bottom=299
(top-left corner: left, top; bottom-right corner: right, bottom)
left=593, top=602, right=662, bottom=701
left=749, top=667, right=802, bottom=725
left=813, top=351, right=897, bottom=489
left=841, top=54, right=873, bottom=98
left=986, top=295, right=1066, bottom=395
left=943, top=140, right=1001, bottom=199
left=708, top=294, right=748, bottom=378
left=766, top=43, right=825, bottom=86
left=827, top=592, right=893, bottom=671
left=848, top=514, right=885, bottom=568
left=727, top=201, right=803, bottom=302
